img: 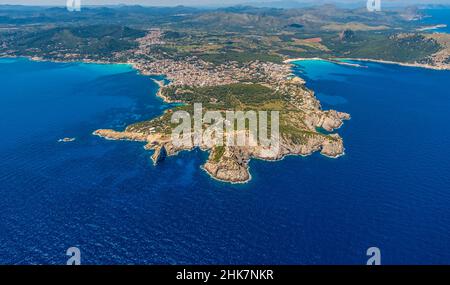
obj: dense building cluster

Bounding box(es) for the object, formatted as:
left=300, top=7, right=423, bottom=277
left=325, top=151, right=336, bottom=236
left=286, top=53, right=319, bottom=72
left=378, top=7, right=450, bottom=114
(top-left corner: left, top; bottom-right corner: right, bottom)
left=127, top=30, right=293, bottom=88
left=135, top=29, right=166, bottom=55
left=133, top=57, right=293, bottom=88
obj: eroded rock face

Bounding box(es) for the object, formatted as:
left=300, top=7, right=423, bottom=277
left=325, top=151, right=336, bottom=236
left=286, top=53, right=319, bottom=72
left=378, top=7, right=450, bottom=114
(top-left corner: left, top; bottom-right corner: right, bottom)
left=321, top=111, right=351, bottom=132
left=151, top=145, right=167, bottom=165
left=320, top=134, right=345, bottom=158
left=204, top=147, right=251, bottom=183
left=304, top=110, right=351, bottom=132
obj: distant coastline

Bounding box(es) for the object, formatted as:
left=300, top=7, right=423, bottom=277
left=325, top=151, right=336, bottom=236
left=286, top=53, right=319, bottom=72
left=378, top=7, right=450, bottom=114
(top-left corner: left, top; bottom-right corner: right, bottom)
left=0, top=55, right=134, bottom=69
left=417, top=24, right=448, bottom=32
left=284, top=57, right=450, bottom=71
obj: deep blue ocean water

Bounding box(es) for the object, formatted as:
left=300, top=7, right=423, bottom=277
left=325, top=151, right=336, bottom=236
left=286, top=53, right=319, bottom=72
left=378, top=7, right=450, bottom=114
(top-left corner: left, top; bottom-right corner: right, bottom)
left=0, top=57, right=450, bottom=265
left=421, top=8, right=450, bottom=33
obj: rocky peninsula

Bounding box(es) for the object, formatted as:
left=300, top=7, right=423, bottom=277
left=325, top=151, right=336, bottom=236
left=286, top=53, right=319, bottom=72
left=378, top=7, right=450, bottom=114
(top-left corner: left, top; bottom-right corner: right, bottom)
left=94, top=36, right=350, bottom=183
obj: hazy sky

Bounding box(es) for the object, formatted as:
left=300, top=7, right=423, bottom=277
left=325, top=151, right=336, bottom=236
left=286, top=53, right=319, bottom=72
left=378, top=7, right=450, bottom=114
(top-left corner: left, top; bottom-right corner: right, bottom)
left=0, top=0, right=449, bottom=7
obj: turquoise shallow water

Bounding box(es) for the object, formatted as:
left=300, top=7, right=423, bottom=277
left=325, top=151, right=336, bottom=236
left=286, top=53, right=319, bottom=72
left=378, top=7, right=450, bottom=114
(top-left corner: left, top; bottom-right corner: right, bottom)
left=0, top=57, right=450, bottom=264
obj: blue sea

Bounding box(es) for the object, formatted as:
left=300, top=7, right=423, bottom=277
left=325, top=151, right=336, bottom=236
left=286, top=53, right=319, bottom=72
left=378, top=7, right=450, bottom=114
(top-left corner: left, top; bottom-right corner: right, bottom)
left=421, top=8, right=450, bottom=33
left=0, top=57, right=450, bottom=265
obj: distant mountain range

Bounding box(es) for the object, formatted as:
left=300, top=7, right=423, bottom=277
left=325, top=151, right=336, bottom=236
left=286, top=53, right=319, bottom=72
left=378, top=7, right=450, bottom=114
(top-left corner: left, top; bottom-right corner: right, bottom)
left=236, top=1, right=450, bottom=9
